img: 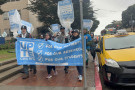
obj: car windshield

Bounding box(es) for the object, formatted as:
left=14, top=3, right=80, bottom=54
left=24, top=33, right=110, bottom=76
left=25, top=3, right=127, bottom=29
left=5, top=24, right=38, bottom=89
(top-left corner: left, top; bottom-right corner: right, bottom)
left=105, top=35, right=135, bottom=50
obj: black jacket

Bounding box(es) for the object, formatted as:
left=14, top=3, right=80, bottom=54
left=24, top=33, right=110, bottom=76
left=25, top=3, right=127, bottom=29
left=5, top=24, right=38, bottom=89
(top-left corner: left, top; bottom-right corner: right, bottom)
left=18, top=33, right=32, bottom=38
left=71, top=35, right=80, bottom=41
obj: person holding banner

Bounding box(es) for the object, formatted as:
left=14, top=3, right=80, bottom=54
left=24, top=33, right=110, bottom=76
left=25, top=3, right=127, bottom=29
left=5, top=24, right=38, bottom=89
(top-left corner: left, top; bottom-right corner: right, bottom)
left=71, top=29, right=83, bottom=81
left=83, top=28, right=92, bottom=68
left=18, top=25, right=37, bottom=79
left=56, top=26, right=69, bottom=73
left=45, top=33, right=58, bottom=79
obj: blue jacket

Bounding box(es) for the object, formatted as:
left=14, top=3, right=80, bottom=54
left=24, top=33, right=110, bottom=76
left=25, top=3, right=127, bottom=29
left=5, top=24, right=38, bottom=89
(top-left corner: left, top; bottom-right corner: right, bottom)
left=84, top=34, right=92, bottom=49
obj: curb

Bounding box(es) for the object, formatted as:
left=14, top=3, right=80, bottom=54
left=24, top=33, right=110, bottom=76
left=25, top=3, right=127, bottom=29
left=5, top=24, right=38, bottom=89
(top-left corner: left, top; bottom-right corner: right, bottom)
left=94, top=63, right=102, bottom=90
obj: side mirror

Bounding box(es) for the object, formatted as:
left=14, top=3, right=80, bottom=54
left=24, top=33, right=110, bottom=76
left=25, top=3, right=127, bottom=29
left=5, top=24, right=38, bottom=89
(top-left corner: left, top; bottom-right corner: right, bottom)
left=95, top=48, right=101, bottom=52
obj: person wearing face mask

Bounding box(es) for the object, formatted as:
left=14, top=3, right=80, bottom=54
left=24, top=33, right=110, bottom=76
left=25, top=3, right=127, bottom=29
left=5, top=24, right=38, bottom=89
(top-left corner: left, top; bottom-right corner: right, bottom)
left=45, top=33, right=58, bottom=79
left=18, top=25, right=37, bottom=79
left=71, top=29, right=83, bottom=81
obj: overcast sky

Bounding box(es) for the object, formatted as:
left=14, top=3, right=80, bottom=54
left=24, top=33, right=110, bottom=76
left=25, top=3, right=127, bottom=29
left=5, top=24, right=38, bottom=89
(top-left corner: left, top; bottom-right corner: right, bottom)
left=91, top=0, right=135, bottom=35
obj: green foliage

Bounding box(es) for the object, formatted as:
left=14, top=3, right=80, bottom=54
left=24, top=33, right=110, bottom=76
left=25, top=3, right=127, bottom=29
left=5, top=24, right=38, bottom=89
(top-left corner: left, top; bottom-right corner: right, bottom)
left=72, top=0, right=99, bottom=32
left=0, top=49, right=15, bottom=62
left=91, top=19, right=100, bottom=32
left=0, top=40, right=15, bottom=50
left=105, top=20, right=122, bottom=30
left=122, top=4, right=135, bottom=28
left=27, top=0, right=60, bottom=34
left=27, top=0, right=99, bottom=34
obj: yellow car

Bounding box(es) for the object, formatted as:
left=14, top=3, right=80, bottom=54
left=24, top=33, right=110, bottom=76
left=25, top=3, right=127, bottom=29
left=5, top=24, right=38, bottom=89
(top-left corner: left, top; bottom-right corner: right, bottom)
left=96, top=30, right=135, bottom=86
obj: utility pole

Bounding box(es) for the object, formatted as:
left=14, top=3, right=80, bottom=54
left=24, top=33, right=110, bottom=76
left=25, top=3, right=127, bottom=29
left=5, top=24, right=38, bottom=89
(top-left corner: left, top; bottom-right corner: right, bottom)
left=79, top=0, right=87, bottom=90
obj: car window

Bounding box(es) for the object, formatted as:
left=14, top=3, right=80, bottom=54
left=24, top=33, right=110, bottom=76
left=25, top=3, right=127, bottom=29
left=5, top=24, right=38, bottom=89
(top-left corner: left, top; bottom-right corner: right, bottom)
left=105, top=35, right=135, bottom=50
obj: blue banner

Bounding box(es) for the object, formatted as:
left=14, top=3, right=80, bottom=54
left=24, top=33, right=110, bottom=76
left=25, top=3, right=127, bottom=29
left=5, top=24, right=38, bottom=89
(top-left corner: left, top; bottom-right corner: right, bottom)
left=16, top=38, right=86, bottom=66
left=51, top=24, right=60, bottom=33
left=0, top=37, right=5, bottom=44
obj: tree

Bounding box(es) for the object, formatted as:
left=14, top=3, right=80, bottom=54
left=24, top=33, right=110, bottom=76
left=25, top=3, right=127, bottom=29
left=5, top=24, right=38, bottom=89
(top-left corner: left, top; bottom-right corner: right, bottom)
left=72, top=0, right=99, bottom=32
left=105, top=20, right=122, bottom=30
left=122, top=4, right=135, bottom=28
left=27, top=0, right=99, bottom=34
left=0, top=0, right=8, bottom=14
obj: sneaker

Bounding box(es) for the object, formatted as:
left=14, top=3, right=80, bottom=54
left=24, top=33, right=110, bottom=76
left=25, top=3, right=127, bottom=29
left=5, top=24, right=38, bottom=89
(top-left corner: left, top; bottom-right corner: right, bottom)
left=78, top=75, right=82, bottom=81
left=46, top=75, right=52, bottom=79
left=22, top=74, right=29, bottom=79
left=54, top=71, right=58, bottom=75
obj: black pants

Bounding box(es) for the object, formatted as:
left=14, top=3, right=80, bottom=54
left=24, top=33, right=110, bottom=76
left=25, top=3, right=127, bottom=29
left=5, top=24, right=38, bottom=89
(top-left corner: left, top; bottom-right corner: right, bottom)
left=76, top=66, right=83, bottom=75
left=23, top=65, right=36, bottom=75
left=47, top=66, right=55, bottom=74
left=64, top=66, right=69, bottom=70
left=91, top=49, right=96, bottom=59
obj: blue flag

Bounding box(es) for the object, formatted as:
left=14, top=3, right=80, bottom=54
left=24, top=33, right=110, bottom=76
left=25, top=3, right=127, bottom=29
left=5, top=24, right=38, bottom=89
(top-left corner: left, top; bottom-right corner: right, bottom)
left=16, top=38, right=86, bottom=66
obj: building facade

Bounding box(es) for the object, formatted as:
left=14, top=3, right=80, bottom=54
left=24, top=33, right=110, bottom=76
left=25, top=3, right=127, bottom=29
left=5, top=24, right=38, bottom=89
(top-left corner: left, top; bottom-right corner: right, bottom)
left=0, top=0, right=42, bottom=40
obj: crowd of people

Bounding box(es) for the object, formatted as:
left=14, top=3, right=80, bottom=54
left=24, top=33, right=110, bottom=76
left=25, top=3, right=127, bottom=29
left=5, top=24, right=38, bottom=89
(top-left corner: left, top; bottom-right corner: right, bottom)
left=18, top=25, right=98, bottom=81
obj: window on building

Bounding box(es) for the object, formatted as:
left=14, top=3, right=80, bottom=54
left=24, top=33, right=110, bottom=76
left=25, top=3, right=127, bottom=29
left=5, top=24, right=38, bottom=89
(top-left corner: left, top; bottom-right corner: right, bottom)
left=18, top=10, right=21, bottom=16
left=9, top=29, right=13, bottom=37
left=3, top=12, right=9, bottom=20
left=4, top=29, right=10, bottom=37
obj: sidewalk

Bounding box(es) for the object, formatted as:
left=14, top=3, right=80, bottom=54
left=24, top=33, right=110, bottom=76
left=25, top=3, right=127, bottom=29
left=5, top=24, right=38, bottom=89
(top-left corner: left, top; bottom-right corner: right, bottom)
left=0, top=54, right=99, bottom=90
left=0, top=85, right=95, bottom=90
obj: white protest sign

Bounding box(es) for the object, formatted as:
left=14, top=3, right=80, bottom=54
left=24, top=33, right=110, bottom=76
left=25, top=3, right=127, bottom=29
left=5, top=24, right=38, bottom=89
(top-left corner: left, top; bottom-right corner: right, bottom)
left=8, top=9, right=21, bottom=38
left=58, top=0, right=74, bottom=36
left=51, top=24, right=60, bottom=33
left=18, top=20, right=34, bottom=34
left=83, top=19, right=93, bottom=31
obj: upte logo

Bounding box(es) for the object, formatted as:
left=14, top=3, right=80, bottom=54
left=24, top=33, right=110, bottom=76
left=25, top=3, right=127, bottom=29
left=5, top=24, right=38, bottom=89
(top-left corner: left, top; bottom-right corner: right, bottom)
left=20, top=41, right=34, bottom=57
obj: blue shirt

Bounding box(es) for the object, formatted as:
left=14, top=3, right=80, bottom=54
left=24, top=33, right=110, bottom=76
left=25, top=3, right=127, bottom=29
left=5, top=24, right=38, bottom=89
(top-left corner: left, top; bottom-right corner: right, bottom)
left=84, top=34, right=92, bottom=49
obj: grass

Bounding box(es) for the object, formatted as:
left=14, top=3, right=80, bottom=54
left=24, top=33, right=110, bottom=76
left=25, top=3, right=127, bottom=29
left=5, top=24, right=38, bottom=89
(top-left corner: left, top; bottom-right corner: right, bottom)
left=0, top=49, right=16, bottom=62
